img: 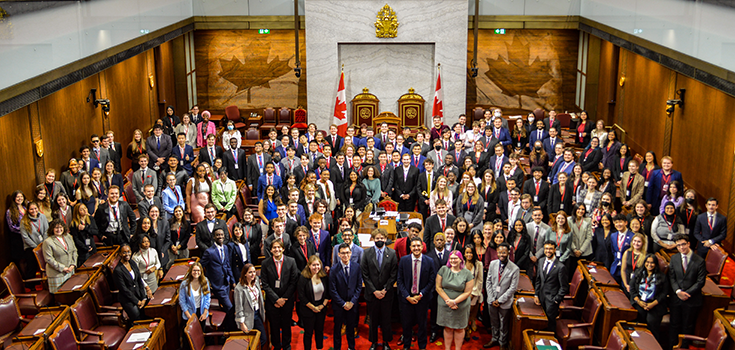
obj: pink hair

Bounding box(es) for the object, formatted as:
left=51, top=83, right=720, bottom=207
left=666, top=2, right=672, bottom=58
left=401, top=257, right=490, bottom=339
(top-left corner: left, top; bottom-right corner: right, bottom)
left=445, top=250, right=465, bottom=269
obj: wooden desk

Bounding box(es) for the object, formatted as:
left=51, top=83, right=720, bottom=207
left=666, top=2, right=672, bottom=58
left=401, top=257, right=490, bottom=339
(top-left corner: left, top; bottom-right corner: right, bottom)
left=513, top=296, right=548, bottom=349
left=118, top=319, right=166, bottom=350
left=522, top=329, right=560, bottom=350
left=144, top=284, right=181, bottom=350
left=595, top=285, right=637, bottom=345
left=516, top=272, right=535, bottom=295
left=697, top=277, right=730, bottom=337
left=223, top=333, right=261, bottom=350
left=714, top=309, right=735, bottom=340
left=78, top=246, right=119, bottom=271
left=579, top=261, right=617, bottom=286
left=161, top=258, right=199, bottom=284
left=4, top=338, right=43, bottom=350
left=54, top=269, right=100, bottom=306
left=358, top=212, right=422, bottom=240
left=16, top=306, right=69, bottom=341
left=616, top=321, right=664, bottom=350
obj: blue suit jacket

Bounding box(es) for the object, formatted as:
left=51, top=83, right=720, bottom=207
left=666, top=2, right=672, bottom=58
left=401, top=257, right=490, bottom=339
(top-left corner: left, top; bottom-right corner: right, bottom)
left=79, top=158, right=100, bottom=173
left=491, top=128, right=512, bottom=147
left=309, top=229, right=332, bottom=267
left=693, top=213, right=727, bottom=256
left=359, top=136, right=381, bottom=149
left=543, top=137, right=563, bottom=158
left=329, top=262, right=363, bottom=307
left=645, top=169, right=684, bottom=212
left=257, top=174, right=283, bottom=200
left=274, top=146, right=287, bottom=159
left=173, top=145, right=195, bottom=175
left=528, top=129, right=549, bottom=148
left=609, top=230, right=633, bottom=277
left=408, top=154, right=426, bottom=173
left=201, top=244, right=235, bottom=293
left=550, top=160, right=576, bottom=184
left=488, top=154, right=511, bottom=175
left=397, top=254, right=436, bottom=301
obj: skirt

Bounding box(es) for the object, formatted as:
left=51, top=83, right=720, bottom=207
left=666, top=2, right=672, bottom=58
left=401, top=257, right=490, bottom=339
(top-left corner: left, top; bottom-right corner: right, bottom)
left=48, top=270, right=74, bottom=293
left=191, top=192, right=210, bottom=224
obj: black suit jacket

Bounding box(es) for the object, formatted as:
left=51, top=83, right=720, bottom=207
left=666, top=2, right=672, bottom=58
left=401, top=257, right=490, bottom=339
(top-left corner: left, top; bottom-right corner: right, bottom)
left=377, top=164, right=395, bottom=194
left=469, top=151, right=489, bottom=174
left=693, top=213, right=728, bottom=256
left=261, top=256, right=299, bottom=305
left=94, top=202, right=137, bottom=241
left=391, top=165, right=419, bottom=200
left=668, top=252, right=707, bottom=306
left=424, top=214, right=456, bottom=249
left=547, top=182, right=573, bottom=215
left=137, top=197, right=164, bottom=218
left=108, top=142, right=123, bottom=172
left=195, top=219, right=228, bottom=251
left=361, top=246, right=398, bottom=302
left=417, top=170, right=438, bottom=202
left=246, top=153, right=272, bottom=188
left=579, top=148, right=603, bottom=172
left=522, top=179, right=550, bottom=209
left=113, top=262, right=147, bottom=306
left=426, top=248, right=450, bottom=274
left=297, top=275, right=330, bottom=314
left=223, top=148, right=247, bottom=181
left=534, top=257, right=568, bottom=304
left=199, top=146, right=223, bottom=167
left=290, top=241, right=317, bottom=272
left=325, top=134, right=343, bottom=150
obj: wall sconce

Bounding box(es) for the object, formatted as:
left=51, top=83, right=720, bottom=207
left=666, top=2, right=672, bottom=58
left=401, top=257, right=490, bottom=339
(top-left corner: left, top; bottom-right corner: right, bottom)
left=34, top=139, right=44, bottom=157
left=149, top=74, right=155, bottom=89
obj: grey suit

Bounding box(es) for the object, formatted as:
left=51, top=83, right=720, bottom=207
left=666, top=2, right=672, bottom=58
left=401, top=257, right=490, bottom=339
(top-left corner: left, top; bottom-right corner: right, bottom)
left=132, top=168, right=158, bottom=203
left=526, top=222, right=552, bottom=260
left=426, top=149, right=448, bottom=167
left=576, top=188, right=603, bottom=214
left=513, top=208, right=534, bottom=224
left=569, top=216, right=593, bottom=257
left=91, top=147, right=110, bottom=169
left=486, top=259, right=519, bottom=347
left=234, top=280, right=266, bottom=330
left=146, top=135, right=173, bottom=166
left=137, top=196, right=164, bottom=218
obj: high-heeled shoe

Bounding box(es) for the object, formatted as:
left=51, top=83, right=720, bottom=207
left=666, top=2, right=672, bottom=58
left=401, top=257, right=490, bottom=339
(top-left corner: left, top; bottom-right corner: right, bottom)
left=471, top=321, right=477, bottom=332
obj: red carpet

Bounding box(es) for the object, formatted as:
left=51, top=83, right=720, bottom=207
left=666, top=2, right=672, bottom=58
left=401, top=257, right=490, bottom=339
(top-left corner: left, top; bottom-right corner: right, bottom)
left=286, top=307, right=497, bottom=350
left=718, top=257, right=735, bottom=297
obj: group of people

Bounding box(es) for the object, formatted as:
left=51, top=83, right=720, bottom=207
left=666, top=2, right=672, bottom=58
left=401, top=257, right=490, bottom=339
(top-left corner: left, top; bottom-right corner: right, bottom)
left=5, top=105, right=727, bottom=350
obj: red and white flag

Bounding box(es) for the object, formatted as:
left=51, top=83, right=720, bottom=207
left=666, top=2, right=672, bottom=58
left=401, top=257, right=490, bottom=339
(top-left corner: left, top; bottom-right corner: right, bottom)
left=432, top=68, right=443, bottom=118
left=333, top=70, right=347, bottom=136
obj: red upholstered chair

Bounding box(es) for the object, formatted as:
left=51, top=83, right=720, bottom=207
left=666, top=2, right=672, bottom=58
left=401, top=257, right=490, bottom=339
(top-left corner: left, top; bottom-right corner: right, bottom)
left=69, top=294, right=126, bottom=350
left=706, top=246, right=728, bottom=283
left=673, top=317, right=728, bottom=350
left=0, top=296, right=31, bottom=348
left=1, top=263, right=52, bottom=316
left=516, top=273, right=534, bottom=295
left=291, top=107, right=307, bottom=130
left=226, top=216, right=238, bottom=240
left=560, top=266, right=585, bottom=310
left=123, top=169, right=133, bottom=185
left=260, top=107, right=277, bottom=137
left=245, top=127, right=259, bottom=140
left=224, top=105, right=246, bottom=130
left=579, top=326, right=625, bottom=350
left=123, top=182, right=136, bottom=207
left=185, top=313, right=241, bottom=350
left=48, top=320, right=107, bottom=350
left=88, top=273, right=126, bottom=322
left=472, top=107, right=484, bottom=122
left=234, top=196, right=245, bottom=220
left=377, top=198, right=398, bottom=212
left=555, top=289, right=603, bottom=349
left=32, top=245, right=46, bottom=278
left=557, top=113, right=571, bottom=129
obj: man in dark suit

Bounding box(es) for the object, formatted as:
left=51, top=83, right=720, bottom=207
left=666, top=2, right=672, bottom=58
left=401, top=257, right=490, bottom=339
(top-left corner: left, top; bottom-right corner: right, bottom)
left=198, top=134, right=222, bottom=167
left=201, top=229, right=235, bottom=314
left=542, top=127, right=562, bottom=157
left=416, top=158, right=437, bottom=220
left=189, top=105, right=202, bottom=125
left=498, top=180, right=518, bottom=221
left=330, top=153, right=350, bottom=209
left=376, top=152, right=394, bottom=198
left=326, top=124, right=344, bottom=150
left=397, top=237, right=436, bottom=350
left=195, top=204, right=228, bottom=250
left=105, top=131, right=124, bottom=172
left=274, top=134, right=291, bottom=159
left=409, top=144, right=427, bottom=173
left=90, top=134, right=109, bottom=170
left=173, top=133, right=195, bottom=175
left=693, top=198, right=727, bottom=257
left=257, top=163, right=283, bottom=200
left=361, top=229, right=398, bottom=350
left=330, top=243, right=363, bottom=350
left=489, top=117, right=511, bottom=150
left=523, top=167, right=550, bottom=212
left=449, top=140, right=466, bottom=167
left=94, top=186, right=136, bottom=246
left=223, top=138, right=246, bottom=181
left=261, top=238, right=299, bottom=350
left=136, top=184, right=163, bottom=218
left=78, top=146, right=100, bottom=173
left=245, top=142, right=270, bottom=191
left=101, top=135, right=120, bottom=171
left=426, top=233, right=450, bottom=342
left=292, top=153, right=311, bottom=186
left=488, top=143, right=510, bottom=179
left=308, top=213, right=331, bottom=269
left=146, top=125, right=172, bottom=171
left=668, top=234, right=707, bottom=346
left=392, top=153, right=419, bottom=211
left=424, top=199, right=456, bottom=250
left=528, top=120, right=548, bottom=149
left=533, top=241, right=569, bottom=331
left=543, top=110, right=561, bottom=132
left=645, top=156, right=684, bottom=214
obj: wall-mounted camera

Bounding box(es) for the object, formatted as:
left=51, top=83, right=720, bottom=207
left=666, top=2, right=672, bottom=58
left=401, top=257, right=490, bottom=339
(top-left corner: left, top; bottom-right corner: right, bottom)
left=94, top=99, right=111, bottom=115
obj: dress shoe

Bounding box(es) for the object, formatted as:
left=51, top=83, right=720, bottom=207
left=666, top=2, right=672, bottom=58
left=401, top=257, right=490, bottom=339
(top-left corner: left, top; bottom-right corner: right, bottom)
left=369, top=344, right=377, bottom=350
left=291, top=320, right=297, bottom=326
left=397, top=335, right=404, bottom=345
left=429, top=332, right=438, bottom=343
left=382, top=345, right=391, bottom=350
left=296, top=320, right=303, bottom=328
left=483, top=339, right=498, bottom=348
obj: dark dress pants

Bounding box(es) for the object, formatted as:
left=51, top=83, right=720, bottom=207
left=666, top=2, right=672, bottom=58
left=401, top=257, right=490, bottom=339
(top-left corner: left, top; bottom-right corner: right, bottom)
left=266, top=300, right=295, bottom=350
left=367, top=293, right=394, bottom=344
left=332, top=305, right=358, bottom=350
left=399, top=298, right=429, bottom=349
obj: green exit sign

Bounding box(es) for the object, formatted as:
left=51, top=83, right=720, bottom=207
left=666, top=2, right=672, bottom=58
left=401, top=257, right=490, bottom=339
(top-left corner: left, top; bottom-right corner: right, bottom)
left=495, top=28, right=506, bottom=34
left=258, top=29, right=270, bottom=34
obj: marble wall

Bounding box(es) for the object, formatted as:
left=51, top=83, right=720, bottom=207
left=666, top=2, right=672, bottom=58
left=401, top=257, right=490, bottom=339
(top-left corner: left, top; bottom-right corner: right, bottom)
left=305, top=0, right=468, bottom=130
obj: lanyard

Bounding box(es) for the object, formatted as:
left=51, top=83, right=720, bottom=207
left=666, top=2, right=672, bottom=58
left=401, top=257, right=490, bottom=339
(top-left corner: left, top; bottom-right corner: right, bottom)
left=141, top=249, right=152, bottom=269
left=617, top=233, right=626, bottom=251
left=175, top=226, right=181, bottom=241
left=631, top=252, right=638, bottom=271
left=627, top=175, right=634, bottom=189
left=57, top=236, right=68, bottom=250
left=32, top=220, right=41, bottom=235
left=467, top=200, right=472, bottom=211
left=665, top=218, right=674, bottom=232
left=247, top=285, right=259, bottom=301
left=662, top=173, right=671, bottom=185
left=245, top=226, right=251, bottom=240
left=556, top=232, right=564, bottom=247
left=301, top=244, right=308, bottom=258
left=560, top=186, right=566, bottom=202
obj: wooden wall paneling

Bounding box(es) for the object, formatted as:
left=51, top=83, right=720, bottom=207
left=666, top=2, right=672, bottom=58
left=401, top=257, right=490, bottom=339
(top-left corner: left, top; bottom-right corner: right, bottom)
left=595, top=40, right=617, bottom=125
left=27, top=102, right=44, bottom=184
left=171, top=36, right=191, bottom=119
left=614, top=49, right=669, bottom=159
left=155, top=41, right=176, bottom=111
left=670, top=74, right=735, bottom=248
left=0, top=107, right=38, bottom=268
left=146, top=50, right=160, bottom=121
left=37, top=75, right=103, bottom=172
left=584, top=35, right=601, bottom=119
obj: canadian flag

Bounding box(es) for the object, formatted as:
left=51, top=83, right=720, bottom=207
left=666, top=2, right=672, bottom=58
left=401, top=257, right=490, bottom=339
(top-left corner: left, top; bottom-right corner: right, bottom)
left=432, top=68, right=443, bottom=118
left=333, top=70, right=348, bottom=136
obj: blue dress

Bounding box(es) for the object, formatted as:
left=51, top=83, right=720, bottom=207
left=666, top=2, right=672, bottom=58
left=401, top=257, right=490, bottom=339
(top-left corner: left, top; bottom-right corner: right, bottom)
left=263, top=199, right=278, bottom=221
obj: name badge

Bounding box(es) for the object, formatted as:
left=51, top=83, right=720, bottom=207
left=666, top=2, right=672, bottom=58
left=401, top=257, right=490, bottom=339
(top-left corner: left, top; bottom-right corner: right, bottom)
left=349, top=198, right=354, bottom=204
left=626, top=190, right=631, bottom=197
left=644, top=181, right=649, bottom=187
left=110, top=221, right=120, bottom=230
left=275, top=280, right=281, bottom=288
left=534, top=196, right=539, bottom=202
left=616, top=252, right=621, bottom=259
left=556, top=250, right=561, bottom=257
left=484, top=202, right=489, bottom=208
left=662, top=184, right=669, bottom=192
left=667, top=233, right=673, bottom=240
left=496, top=286, right=501, bottom=293
left=259, top=168, right=264, bottom=174
left=175, top=241, right=180, bottom=247
left=516, top=142, right=522, bottom=148
left=560, top=203, right=565, bottom=210
left=85, top=238, right=91, bottom=246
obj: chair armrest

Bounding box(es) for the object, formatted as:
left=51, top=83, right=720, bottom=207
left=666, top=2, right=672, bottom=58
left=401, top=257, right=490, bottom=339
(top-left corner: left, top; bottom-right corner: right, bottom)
left=97, top=312, right=121, bottom=317
left=676, top=334, right=707, bottom=347
left=23, top=277, right=46, bottom=284
left=19, top=317, right=32, bottom=324
left=78, top=339, right=107, bottom=350
left=578, top=346, right=606, bottom=350
left=204, top=332, right=226, bottom=337
left=80, top=329, right=104, bottom=339
left=563, top=295, right=574, bottom=300
left=223, top=331, right=246, bottom=337
left=99, top=305, right=123, bottom=311
left=13, top=335, right=39, bottom=342
left=13, top=293, right=38, bottom=298
left=560, top=305, right=583, bottom=311
left=568, top=322, right=593, bottom=329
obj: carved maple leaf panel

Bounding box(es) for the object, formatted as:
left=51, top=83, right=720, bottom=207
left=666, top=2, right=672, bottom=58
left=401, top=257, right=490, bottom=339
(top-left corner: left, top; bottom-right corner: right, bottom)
left=196, top=30, right=306, bottom=110
left=467, top=29, right=579, bottom=112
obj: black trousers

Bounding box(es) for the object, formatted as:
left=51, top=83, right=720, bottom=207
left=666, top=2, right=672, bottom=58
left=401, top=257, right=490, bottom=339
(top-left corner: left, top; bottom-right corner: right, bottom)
left=333, top=305, right=358, bottom=350
left=399, top=299, right=429, bottom=349
left=301, top=305, right=326, bottom=350
left=367, top=293, right=395, bottom=344
left=669, top=299, right=700, bottom=347
left=634, top=304, right=665, bottom=343
left=541, top=299, right=559, bottom=332
left=266, top=300, right=295, bottom=350
left=121, top=301, right=147, bottom=322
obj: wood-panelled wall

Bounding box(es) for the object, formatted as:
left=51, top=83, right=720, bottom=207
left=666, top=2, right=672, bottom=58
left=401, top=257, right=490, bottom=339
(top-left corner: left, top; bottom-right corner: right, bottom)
left=596, top=44, right=735, bottom=250
left=0, top=42, right=176, bottom=268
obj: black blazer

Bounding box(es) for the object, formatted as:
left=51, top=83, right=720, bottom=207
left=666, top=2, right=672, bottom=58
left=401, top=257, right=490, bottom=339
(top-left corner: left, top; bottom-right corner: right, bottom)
left=522, top=179, right=550, bottom=209
left=480, top=186, right=499, bottom=222
left=693, top=213, right=727, bottom=256
left=341, top=182, right=368, bottom=211
left=361, top=246, right=398, bottom=301
left=290, top=240, right=317, bottom=272
left=534, top=257, right=569, bottom=304
left=668, top=252, right=707, bottom=306
left=109, top=142, right=124, bottom=172
left=579, top=148, right=602, bottom=173
left=113, top=262, right=147, bottom=306
left=576, top=121, right=595, bottom=147
left=246, top=153, right=272, bottom=188
left=149, top=219, right=172, bottom=267
left=223, top=148, right=247, bottom=181
left=297, top=275, right=331, bottom=314
left=377, top=164, right=394, bottom=194
left=392, top=165, right=419, bottom=200
left=417, top=171, right=438, bottom=202
left=70, top=220, right=99, bottom=265
left=329, top=163, right=350, bottom=196
left=242, top=222, right=263, bottom=263
left=469, top=151, right=489, bottom=174
left=261, top=256, right=300, bottom=305
left=94, top=202, right=137, bottom=241
left=195, top=218, right=228, bottom=251
left=426, top=247, right=450, bottom=274
left=199, top=146, right=223, bottom=167
left=546, top=182, right=573, bottom=216
left=424, top=214, right=456, bottom=249
left=228, top=240, right=251, bottom=280
left=169, top=220, right=192, bottom=249
left=612, top=155, right=632, bottom=181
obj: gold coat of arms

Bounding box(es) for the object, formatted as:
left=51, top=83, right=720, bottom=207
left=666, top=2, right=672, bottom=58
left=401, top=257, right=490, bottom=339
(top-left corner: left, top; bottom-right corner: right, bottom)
left=375, top=4, right=398, bottom=38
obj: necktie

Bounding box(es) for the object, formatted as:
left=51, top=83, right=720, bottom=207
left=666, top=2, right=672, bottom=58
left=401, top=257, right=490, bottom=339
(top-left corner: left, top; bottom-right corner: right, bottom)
left=499, top=262, right=505, bottom=277
left=545, top=260, right=552, bottom=275
left=157, top=137, right=160, bottom=150
left=538, top=130, right=541, bottom=139
left=268, top=176, right=272, bottom=185
left=314, top=230, right=320, bottom=246
left=412, top=259, right=419, bottom=294
left=438, top=251, right=443, bottom=260
left=441, top=217, right=446, bottom=231
left=682, top=255, right=687, bottom=273
left=377, top=248, right=383, bottom=268
left=209, top=148, right=214, bottom=161
left=427, top=173, right=432, bottom=193
left=345, top=264, right=349, bottom=279
left=709, top=215, right=714, bottom=229
left=533, top=225, right=540, bottom=252
left=219, top=246, right=224, bottom=261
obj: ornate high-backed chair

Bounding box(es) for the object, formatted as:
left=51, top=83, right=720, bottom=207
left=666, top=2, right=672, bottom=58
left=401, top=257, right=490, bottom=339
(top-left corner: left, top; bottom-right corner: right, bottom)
left=351, top=88, right=380, bottom=129
left=397, top=88, right=425, bottom=131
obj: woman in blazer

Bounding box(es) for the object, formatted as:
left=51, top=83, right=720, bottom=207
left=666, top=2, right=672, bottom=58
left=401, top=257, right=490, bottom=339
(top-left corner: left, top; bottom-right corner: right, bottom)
left=101, top=161, right=124, bottom=198
left=546, top=211, right=574, bottom=270
left=168, top=206, right=191, bottom=267
left=629, top=254, right=668, bottom=343
left=20, top=202, right=48, bottom=279
left=69, top=203, right=98, bottom=266
left=598, top=168, right=617, bottom=197
left=528, top=141, right=549, bottom=178
left=241, top=208, right=263, bottom=265
left=580, top=137, right=603, bottom=173
left=297, top=255, right=330, bottom=350
left=575, top=111, right=595, bottom=147
left=627, top=200, right=655, bottom=252
left=114, top=244, right=152, bottom=321
left=469, top=141, right=489, bottom=175
left=568, top=204, right=594, bottom=264
left=179, top=262, right=211, bottom=330
left=547, top=172, right=574, bottom=216
left=291, top=227, right=317, bottom=272
left=175, top=114, right=198, bottom=148
left=619, top=160, right=645, bottom=211
left=43, top=219, right=78, bottom=293
left=455, top=182, right=485, bottom=231
left=507, top=219, right=531, bottom=272
left=577, top=176, right=603, bottom=215
left=147, top=206, right=171, bottom=269
left=592, top=213, right=614, bottom=268
left=228, top=223, right=251, bottom=280
left=132, top=234, right=162, bottom=293
left=600, top=130, right=621, bottom=171
left=196, top=111, right=217, bottom=147
left=612, top=144, right=633, bottom=181
left=234, top=264, right=267, bottom=347
left=52, top=194, right=73, bottom=226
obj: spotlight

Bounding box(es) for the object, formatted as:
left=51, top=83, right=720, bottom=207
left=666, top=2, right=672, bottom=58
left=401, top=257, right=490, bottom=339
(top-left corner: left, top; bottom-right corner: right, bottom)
left=94, top=99, right=111, bottom=115
left=294, top=67, right=302, bottom=78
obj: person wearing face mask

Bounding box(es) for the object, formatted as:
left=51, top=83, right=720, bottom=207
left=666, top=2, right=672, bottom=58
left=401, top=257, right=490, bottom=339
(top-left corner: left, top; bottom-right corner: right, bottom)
left=679, top=189, right=701, bottom=246
left=427, top=139, right=449, bottom=168
left=222, top=120, right=241, bottom=151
